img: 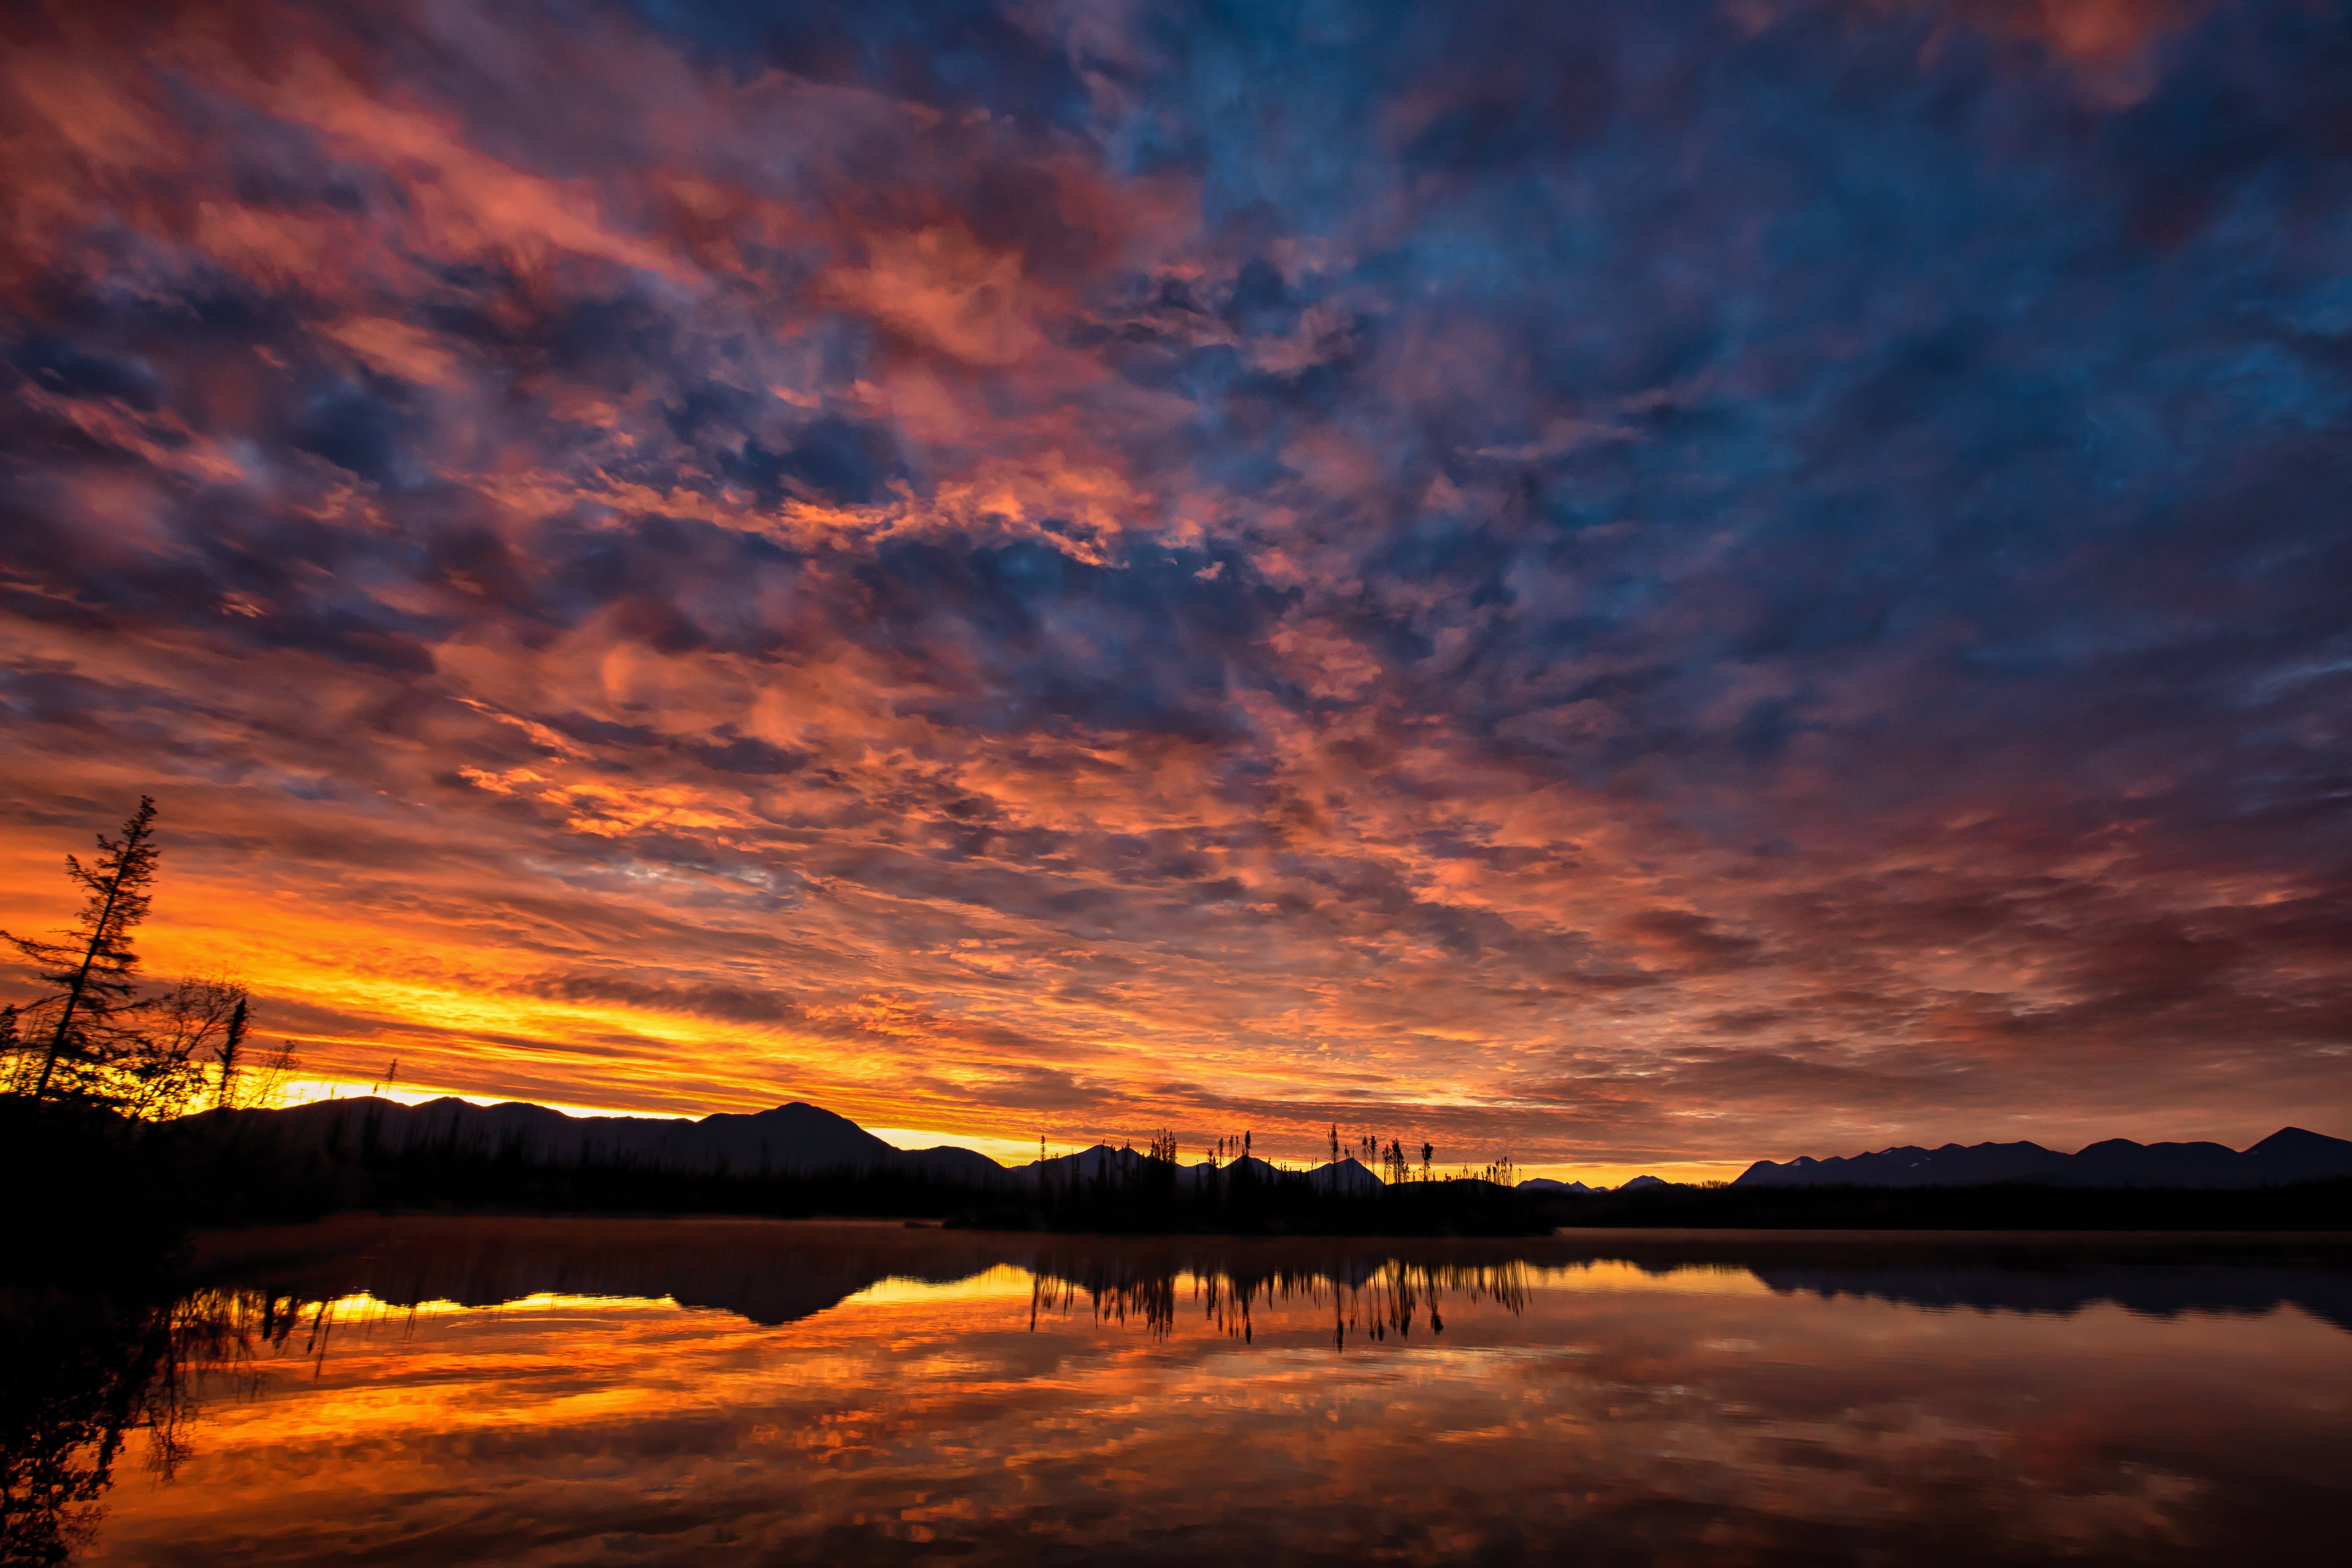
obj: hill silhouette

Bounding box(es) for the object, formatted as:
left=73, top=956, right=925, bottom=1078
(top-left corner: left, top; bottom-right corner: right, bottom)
left=1735, top=1127, right=2352, bottom=1189
left=210, top=1103, right=1418, bottom=1196
left=209, top=1098, right=2352, bottom=1194
left=216, top=1094, right=1005, bottom=1184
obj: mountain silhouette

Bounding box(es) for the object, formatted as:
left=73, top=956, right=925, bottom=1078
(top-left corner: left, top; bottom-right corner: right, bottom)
left=1002, top=1147, right=1387, bottom=1193
left=1003, top=1143, right=1147, bottom=1186
left=1734, top=1127, right=2352, bottom=1189
left=203, top=1098, right=2352, bottom=1194
left=214, top=1095, right=1004, bottom=1182
left=1310, top=1157, right=1384, bottom=1194
left=203, top=1102, right=1401, bottom=1191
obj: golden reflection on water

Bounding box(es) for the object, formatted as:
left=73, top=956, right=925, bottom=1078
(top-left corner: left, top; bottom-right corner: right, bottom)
left=61, top=1223, right=2352, bottom=1566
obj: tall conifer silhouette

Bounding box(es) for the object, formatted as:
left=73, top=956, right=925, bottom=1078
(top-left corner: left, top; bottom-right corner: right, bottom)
left=4, top=796, right=161, bottom=1100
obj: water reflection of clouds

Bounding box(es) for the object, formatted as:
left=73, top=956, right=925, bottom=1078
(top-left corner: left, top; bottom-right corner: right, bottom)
left=82, top=1250, right=2348, bottom=1567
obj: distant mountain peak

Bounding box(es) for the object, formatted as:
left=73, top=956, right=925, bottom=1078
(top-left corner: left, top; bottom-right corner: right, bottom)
left=2250, top=1126, right=2344, bottom=1152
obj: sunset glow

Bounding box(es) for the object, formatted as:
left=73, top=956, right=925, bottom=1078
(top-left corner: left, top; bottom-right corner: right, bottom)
left=4, top=0, right=2347, bottom=1171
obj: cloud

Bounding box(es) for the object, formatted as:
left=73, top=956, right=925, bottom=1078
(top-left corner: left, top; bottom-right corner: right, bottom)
left=0, top=0, right=2347, bottom=1165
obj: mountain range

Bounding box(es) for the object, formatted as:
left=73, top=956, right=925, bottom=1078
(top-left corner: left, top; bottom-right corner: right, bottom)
left=212, top=1096, right=2352, bottom=1192
left=223, top=1098, right=1412, bottom=1191
left=1733, top=1127, right=2352, bottom=1189
left=231, top=1094, right=1006, bottom=1184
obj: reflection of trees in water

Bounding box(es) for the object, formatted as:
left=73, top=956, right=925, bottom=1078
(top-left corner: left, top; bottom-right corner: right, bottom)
left=1028, top=1258, right=1531, bottom=1349
left=201, top=1217, right=2352, bottom=1344
left=0, top=1289, right=322, bottom=1566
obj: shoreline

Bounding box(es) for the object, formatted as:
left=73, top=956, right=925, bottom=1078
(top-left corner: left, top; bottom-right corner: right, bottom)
left=187, top=1211, right=2352, bottom=1276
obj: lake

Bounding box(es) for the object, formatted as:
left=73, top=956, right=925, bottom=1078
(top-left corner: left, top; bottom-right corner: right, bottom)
left=34, top=1217, right=2352, bottom=1565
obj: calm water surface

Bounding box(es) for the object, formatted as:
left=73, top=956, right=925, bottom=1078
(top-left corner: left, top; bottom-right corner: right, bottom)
left=60, top=1219, right=2352, bottom=1565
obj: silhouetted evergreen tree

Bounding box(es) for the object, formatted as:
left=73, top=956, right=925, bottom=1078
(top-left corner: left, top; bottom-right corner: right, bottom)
left=3, top=802, right=263, bottom=1123
left=5, top=798, right=160, bottom=1104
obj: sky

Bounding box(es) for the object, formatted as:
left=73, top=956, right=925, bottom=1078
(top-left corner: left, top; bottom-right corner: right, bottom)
left=3, top=0, right=2348, bottom=1179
